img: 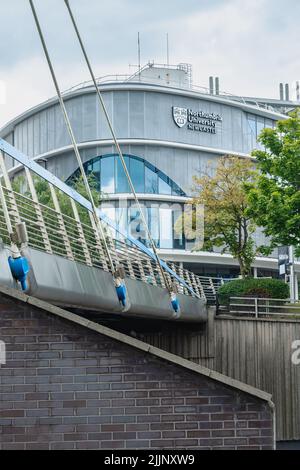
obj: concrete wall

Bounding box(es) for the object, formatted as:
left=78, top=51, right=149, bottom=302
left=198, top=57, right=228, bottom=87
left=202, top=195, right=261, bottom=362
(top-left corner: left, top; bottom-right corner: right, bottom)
left=0, top=290, right=274, bottom=450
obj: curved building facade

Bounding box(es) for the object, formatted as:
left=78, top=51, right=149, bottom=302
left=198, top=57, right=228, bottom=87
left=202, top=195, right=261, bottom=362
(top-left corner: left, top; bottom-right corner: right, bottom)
left=1, top=63, right=299, bottom=279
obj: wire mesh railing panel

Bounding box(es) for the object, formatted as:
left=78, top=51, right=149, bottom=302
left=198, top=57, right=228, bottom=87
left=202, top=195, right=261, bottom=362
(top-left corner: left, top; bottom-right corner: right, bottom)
left=0, top=166, right=203, bottom=299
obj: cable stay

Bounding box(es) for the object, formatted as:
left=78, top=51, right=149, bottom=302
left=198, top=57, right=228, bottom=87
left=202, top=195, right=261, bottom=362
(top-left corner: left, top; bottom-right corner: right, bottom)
left=63, top=0, right=180, bottom=314
left=28, top=0, right=128, bottom=309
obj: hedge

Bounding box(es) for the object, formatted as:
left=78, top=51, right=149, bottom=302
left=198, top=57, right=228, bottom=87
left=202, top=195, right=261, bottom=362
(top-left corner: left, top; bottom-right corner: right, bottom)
left=217, top=278, right=289, bottom=305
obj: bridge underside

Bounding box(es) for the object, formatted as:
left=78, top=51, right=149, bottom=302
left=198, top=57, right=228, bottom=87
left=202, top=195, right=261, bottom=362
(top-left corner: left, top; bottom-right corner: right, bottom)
left=0, top=244, right=207, bottom=323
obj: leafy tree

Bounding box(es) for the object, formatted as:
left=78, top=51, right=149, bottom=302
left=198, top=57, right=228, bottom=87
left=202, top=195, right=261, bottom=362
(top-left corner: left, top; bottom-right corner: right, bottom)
left=246, top=110, right=300, bottom=257
left=176, top=156, right=260, bottom=278
left=12, top=172, right=102, bottom=226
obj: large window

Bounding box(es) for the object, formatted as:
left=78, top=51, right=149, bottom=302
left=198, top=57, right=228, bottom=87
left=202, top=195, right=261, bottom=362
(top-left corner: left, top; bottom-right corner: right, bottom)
left=67, top=154, right=186, bottom=197
left=99, top=199, right=186, bottom=249
left=246, top=114, right=275, bottom=150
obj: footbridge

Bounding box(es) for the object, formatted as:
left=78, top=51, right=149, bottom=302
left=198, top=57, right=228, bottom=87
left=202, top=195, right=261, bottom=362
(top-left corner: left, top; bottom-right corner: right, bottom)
left=0, top=138, right=213, bottom=323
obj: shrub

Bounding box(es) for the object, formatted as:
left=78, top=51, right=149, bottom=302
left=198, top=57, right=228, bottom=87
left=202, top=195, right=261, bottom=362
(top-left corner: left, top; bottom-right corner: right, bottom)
left=217, top=278, right=289, bottom=305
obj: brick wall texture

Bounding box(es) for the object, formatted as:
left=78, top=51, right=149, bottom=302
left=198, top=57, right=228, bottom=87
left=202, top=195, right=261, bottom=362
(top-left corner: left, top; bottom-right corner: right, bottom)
left=0, top=293, right=274, bottom=450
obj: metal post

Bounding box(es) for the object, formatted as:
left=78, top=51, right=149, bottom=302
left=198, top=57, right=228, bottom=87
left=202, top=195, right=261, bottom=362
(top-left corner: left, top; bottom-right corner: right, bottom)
left=209, top=76, right=214, bottom=94
left=254, top=297, right=258, bottom=318
left=0, top=175, right=13, bottom=236
left=0, top=151, right=22, bottom=257
left=0, top=151, right=21, bottom=224
left=138, top=32, right=141, bottom=78
left=49, top=183, right=74, bottom=261
left=295, top=274, right=299, bottom=302
left=70, top=198, right=92, bottom=266
left=88, top=212, right=109, bottom=272
left=166, top=33, right=169, bottom=66
left=289, top=246, right=295, bottom=302
left=279, top=83, right=284, bottom=101
left=28, top=0, right=115, bottom=277
left=285, top=83, right=290, bottom=102
left=24, top=167, right=52, bottom=254
left=63, top=0, right=174, bottom=296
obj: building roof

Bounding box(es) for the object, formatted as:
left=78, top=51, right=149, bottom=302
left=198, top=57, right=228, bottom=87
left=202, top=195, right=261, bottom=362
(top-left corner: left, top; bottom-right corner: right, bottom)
left=0, top=80, right=288, bottom=138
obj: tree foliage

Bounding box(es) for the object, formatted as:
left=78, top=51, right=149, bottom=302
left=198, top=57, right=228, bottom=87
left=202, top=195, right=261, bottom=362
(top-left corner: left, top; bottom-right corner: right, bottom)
left=246, top=110, right=300, bottom=257
left=12, top=172, right=102, bottom=226
left=176, top=156, right=260, bottom=278
left=217, top=278, right=289, bottom=305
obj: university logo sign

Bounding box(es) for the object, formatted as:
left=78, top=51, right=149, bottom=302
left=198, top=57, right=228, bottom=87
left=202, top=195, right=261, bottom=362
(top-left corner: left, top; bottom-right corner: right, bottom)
left=172, top=107, right=188, bottom=128
left=172, top=106, right=223, bottom=134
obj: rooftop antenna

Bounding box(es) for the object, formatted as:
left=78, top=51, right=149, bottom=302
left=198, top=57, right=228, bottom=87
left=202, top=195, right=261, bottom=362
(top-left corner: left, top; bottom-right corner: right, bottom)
left=138, top=32, right=141, bottom=80
left=28, top=0, right=120, bottom=297
left=166, top=33, right=169, bottom=66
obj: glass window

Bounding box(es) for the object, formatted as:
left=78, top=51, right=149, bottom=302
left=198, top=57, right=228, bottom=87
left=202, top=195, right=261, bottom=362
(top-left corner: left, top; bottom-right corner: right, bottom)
left=115, top=205, right=128, bottom=235
left=256, top=117, right=265, bottom=140
left=265, top=118, right=274, bottom=129
left=130, top=158, right=145, bottom=193
left=101, top=156, right=115, bottom=193
left=173, top=208, right=185, bottom=249
left=247, top=114, right=256, bottom=150
left=172, top=182, right=185, bottom=196
left=67, top=154, right=186, bottom=198
left=128, top=205, right=147, bottom=244
left=159, top=176, right=172, bottom=195
left=147, top=204, right=159, bottom=247
left=247, top=114, right=256, bottom=135
left=101, top=205, right=115, bottom=221
left=115, top=156, right=130, bottom=193
left=89, top=159, right=100, bottom=191
left=145, top=166, right=158, bottom=194
left=159, top=207, right=173, bottom=249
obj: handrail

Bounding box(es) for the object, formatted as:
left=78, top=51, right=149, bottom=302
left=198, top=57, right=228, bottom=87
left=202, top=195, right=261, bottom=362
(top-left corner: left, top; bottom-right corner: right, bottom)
left=61, top=69, right=275, bottom=112
left=228, top=296, right=300, bottom=318
left=0, top=138, right=199, bottom=298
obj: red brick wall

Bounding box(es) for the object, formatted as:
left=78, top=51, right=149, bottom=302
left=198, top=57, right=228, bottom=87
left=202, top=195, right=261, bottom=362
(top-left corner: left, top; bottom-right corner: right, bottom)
left=0, top=294, right=274, bottom=450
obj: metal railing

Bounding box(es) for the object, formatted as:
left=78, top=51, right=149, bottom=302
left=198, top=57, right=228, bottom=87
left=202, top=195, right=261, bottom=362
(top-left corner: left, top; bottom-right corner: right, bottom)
left=0, top=138, right=239, bottom=304
left=0, top=184, right=220, bottom=298
left=61, top=64, right=274, bottom=113
left=0, top=147, right=211, bottom=300
left=228, top=297, right=300, bottom=318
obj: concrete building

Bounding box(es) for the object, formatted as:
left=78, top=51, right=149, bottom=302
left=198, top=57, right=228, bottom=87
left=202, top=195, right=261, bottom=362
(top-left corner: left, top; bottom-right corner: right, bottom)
left=1, top=62, right=299, bottom=280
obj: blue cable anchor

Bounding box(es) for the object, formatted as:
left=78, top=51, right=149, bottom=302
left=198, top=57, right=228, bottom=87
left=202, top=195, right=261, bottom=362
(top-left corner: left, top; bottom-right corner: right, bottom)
left=8, top=255, right=30, bottom=291
left=116, top=282, right=127, bottom=307
left=170, top=291, right=180, bottom=318
left=114, top=265, right=127, bottom=308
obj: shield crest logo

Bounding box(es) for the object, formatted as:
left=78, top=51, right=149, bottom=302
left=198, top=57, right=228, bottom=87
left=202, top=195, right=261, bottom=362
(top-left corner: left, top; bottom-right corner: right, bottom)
left=172, top=107, right=188, bottom=128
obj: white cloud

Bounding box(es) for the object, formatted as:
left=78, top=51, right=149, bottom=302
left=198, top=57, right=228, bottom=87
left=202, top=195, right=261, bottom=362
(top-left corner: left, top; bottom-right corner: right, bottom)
left=158, top=0, right=300, bottom=99
left=0, top=56, right=131, bottom=128
left=0, top=80, right=6, bottom=105
left=0, top=0, right=299, bottom=129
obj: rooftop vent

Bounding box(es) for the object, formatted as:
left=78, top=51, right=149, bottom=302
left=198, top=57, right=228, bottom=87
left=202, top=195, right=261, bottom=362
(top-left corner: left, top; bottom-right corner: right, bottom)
left=209, top=76, right=220, bottom=95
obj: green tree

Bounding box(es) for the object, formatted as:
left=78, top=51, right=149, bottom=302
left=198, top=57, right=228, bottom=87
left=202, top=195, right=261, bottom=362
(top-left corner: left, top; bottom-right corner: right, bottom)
left=176, top=156, right=260, bottom=278
left=246, top=110, right=300, bottom=257
left=12, top=172, right=102, bottom=226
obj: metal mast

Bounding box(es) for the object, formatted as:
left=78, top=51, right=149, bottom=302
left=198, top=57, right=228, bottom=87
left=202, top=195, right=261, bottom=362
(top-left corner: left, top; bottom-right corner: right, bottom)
left=28, top=0, right=116, bottom=277
left=63, top=0, right=173, bottom=295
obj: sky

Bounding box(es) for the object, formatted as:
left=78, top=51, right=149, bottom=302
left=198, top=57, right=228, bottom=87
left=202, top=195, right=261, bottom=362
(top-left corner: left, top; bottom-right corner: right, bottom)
left=0, top=0, right=299, bottom=128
